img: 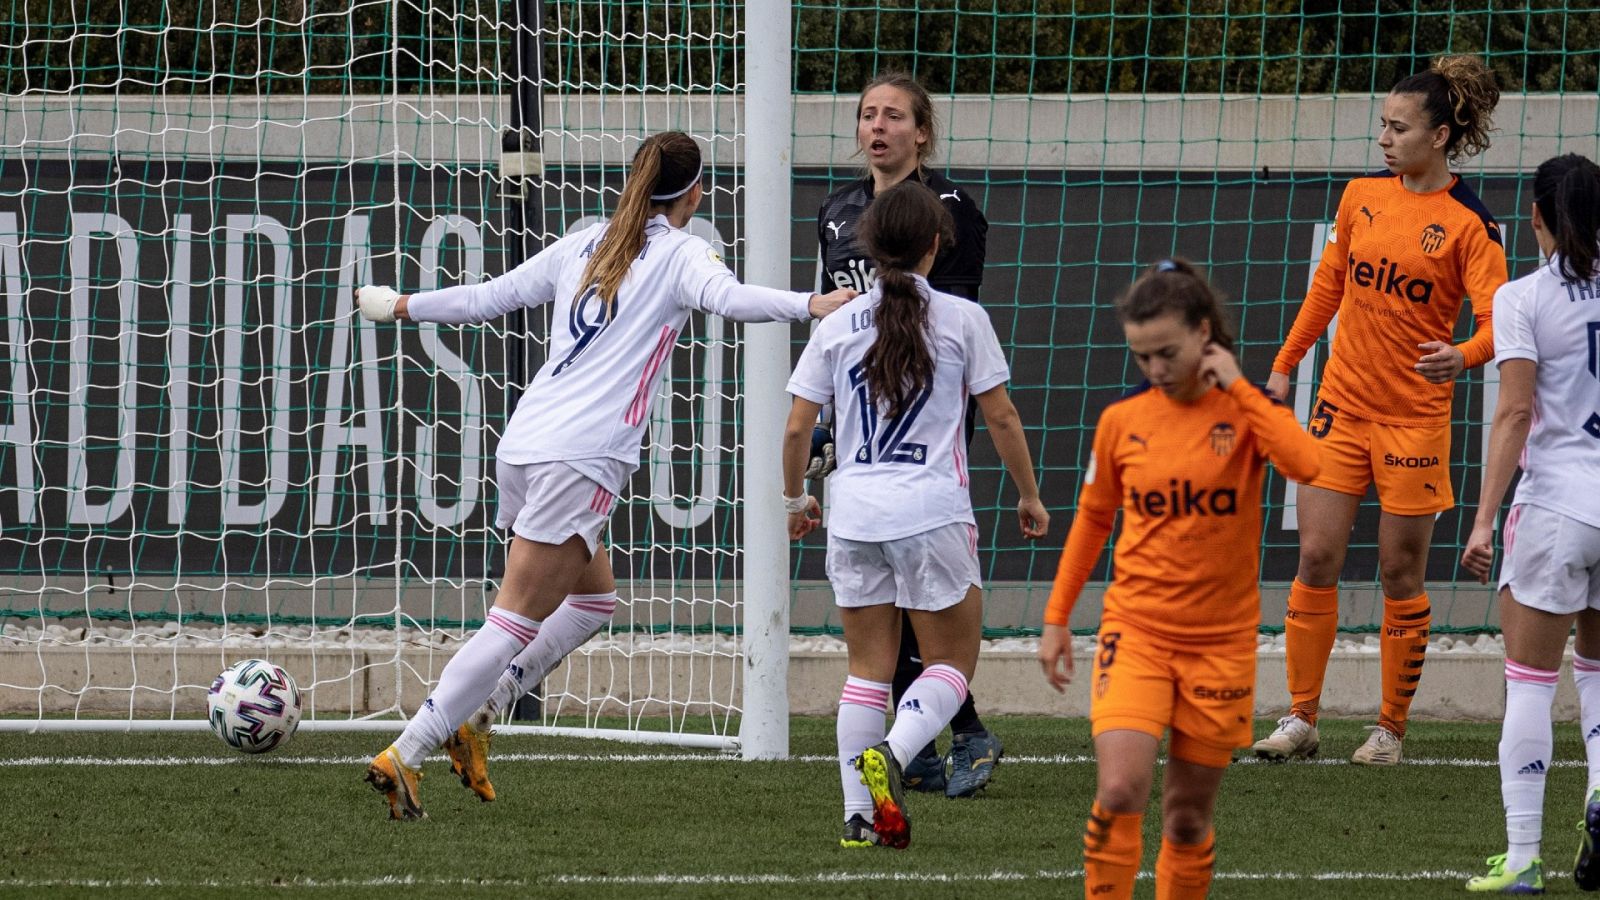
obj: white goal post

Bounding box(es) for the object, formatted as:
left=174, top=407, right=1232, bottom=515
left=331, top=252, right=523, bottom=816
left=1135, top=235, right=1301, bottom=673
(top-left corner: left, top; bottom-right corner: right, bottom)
left=0, top=0, right=792, bottom=757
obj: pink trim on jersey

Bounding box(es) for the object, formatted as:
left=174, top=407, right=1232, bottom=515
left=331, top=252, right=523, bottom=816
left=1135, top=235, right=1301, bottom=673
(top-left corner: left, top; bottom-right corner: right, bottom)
left=625, top=326, right=679, bottom=426
left=588, top=484, right=615, bottom=516
left=1504, top=505, right=1524, bottom=561
left=953, top=388, right=969, bottom=487
left=967, top=523, right=978, bottom=557
left=486, top=610, right=539, bottom=645
left=1575, top=655, right=1600, bottom=674
left=839, top=680, right=890, bottom=711
left=919, top=664, right=970, bottom=704
left=1505, top=659, right=1560, bottom=685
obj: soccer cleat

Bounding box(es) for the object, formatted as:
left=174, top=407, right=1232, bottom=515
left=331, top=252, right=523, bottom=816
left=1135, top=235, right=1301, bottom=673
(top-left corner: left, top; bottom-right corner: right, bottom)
left=365, top=744, right=425, bottom=820
left=1251, top=714, right=1319, bottom=762
left=945, top=729, right=1004, bottom=798
left=903, top=745, right=947, bottom=794
left=1574, top=788, right=1600, bottom=890
left=839, top=813, right=882, bottom=848
left=1465, top=854, right=1544, bottom=893
left=1350, top=725, right=1404, bottom=766
left=856, top=742, right=910, bottom=849
left=443, top=721, right=496, bottom=802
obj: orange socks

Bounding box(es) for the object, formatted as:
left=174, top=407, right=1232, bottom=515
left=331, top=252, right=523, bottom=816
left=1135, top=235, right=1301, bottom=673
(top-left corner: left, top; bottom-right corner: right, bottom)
left=1155, top=831, right=1216, bottom=900
left=1284, top=579, right=1340, bottom=724
left=1378, top=593, right=1430, bottom=738
left=1083, top=801, right=1143, bottom=900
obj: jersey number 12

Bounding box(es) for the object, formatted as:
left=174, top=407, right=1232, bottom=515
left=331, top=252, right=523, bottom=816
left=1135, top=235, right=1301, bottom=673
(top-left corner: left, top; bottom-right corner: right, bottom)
left=848, top=363, right=931, bottom=466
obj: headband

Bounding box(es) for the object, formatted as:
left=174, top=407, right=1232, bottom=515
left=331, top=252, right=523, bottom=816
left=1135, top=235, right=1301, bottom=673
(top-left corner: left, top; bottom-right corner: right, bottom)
left=650, top=163, right=703, bottom=201
left=1155, top=259, right=1179, bottom=273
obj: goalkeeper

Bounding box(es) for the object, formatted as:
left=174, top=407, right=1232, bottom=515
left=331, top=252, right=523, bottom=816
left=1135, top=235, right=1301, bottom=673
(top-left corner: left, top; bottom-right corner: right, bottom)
left=812, top=71, right=998, bottom=799
left=354, top=130, right=854, bottom=820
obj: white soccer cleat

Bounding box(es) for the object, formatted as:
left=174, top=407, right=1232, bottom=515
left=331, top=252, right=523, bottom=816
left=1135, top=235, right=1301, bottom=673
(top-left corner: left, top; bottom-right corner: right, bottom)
left=1251, top=714, right=1319, bottom=761
left=1350, top=725, right=1403, bottom=766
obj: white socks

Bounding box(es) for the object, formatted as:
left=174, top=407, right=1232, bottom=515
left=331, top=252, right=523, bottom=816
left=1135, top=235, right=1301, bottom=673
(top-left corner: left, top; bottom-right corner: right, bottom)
left=393, top=608, right=540, bottom=768
left=1575, top=654, right=1600, bottom=797
left=886, top=664, right=969, bottom=769
left=1501, top=660, right=1558, bottom=870
left=482, top=592, right=619, bottom=720
left=838, top=676, right=890, bottom=820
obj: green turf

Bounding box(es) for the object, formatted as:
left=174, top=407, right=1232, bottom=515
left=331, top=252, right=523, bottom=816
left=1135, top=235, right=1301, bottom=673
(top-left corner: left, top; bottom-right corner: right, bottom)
left=0, top=717, right=1588, bottom=898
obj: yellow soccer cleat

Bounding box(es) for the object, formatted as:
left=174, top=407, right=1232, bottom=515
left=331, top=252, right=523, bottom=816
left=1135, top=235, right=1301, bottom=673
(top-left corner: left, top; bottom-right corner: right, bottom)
left=365, top=744, right=425, bottom=820
left=444, top=722, right=496, bottom=802
left=856, top=742, right=910, bottom=850
left=1465, top=853, right=1544, bottom=894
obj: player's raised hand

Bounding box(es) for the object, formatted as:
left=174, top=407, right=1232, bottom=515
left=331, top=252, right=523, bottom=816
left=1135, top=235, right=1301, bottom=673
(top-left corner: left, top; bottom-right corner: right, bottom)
left=1264, top=370, right=1291, bottom=402
left=356, top=285, right=403, bottom=323
left=1198, top=342, right=1243, bottom=391
left=1415, top=340, right=1465, bottom=383
left=1017, top=496, right=1049, bottom=539
left=1038, top=623, right=1075, bottom=693
left=1461, top=520, right=1496, bottom=583
left=807, top=287, right=857, bottom=319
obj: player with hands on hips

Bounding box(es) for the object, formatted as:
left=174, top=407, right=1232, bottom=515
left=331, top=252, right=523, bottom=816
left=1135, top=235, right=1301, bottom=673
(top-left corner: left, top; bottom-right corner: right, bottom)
left=1041, top=259, right=1320, bottom=898
left=784, top=181, right=1044, bottom=850
left=1456, top=154, right=1600, bottom=895
left=352, top=130, right=851, bottom=820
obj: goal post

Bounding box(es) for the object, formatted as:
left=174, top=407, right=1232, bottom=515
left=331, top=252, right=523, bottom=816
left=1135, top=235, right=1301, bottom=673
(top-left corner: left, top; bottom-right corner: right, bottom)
left=0, top=0, right=789, bottom=753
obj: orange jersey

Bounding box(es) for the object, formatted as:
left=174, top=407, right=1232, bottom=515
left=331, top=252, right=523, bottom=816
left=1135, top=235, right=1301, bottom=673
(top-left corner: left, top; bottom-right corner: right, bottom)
left=1272, top=174, right=1506, bottom=426
left=1046, top=379, right=1321, bottom=650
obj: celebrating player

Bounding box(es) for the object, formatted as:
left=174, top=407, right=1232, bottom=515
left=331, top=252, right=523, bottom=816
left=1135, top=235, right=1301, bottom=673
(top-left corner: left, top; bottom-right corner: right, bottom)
left=1040, top=259, right=1320, bottom=898
left=353, top=130, right=854, bottom=819
left=783, top=181, right=1047, bottom=848
left=813, top=70, right=1001, bottom=798
left=1459, top=153, right=1600, bottom=894
left=1253, top=55, right=1507, bottom=766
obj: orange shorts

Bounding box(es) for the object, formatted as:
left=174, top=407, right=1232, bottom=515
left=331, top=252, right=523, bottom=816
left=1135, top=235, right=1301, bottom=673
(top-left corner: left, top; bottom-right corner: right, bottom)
left=1304, top=398, right=1453, bottom=516
left=1088, top=626, right=1255, bottom=768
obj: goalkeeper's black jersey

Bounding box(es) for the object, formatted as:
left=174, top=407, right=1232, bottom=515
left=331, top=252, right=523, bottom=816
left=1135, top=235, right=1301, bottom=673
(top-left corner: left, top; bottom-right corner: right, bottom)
left=816, top=168, right=987, bottom=301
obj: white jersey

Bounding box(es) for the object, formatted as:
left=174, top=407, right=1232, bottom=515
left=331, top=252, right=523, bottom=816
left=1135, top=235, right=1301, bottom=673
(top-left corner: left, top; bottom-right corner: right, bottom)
left=787, top=275, right=1010, bottom=541
left=408, top=215, right=812, bottom=492
left=1493, top=251, right=1600, bottom=528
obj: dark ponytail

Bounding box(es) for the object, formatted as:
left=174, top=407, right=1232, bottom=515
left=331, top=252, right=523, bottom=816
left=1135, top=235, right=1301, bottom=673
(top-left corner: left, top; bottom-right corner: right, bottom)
left=857, top=181, right=953, bottom=419
left=1391, top=55, right=1500, bottom=164
left=1533, top=153, right=1600, bottom=283
left=575, top=130, right=701, bottom=315
left=1116, top=258, right=1235, bottom=351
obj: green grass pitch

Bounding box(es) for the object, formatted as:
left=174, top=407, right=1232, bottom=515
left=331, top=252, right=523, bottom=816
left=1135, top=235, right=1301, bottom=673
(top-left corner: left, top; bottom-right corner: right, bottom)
left=0, top=717, right=1588, bottom=898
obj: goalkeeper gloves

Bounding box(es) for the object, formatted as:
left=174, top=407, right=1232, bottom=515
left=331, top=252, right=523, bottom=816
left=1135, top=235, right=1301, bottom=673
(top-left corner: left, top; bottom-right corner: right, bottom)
left=803, top=425, right=836, bottom=479
left=356, top=285, right=400, bottom=322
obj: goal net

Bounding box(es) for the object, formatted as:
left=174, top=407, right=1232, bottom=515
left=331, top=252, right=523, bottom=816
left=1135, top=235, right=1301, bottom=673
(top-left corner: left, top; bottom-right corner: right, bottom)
left=0, top=0, right=763, bottom=750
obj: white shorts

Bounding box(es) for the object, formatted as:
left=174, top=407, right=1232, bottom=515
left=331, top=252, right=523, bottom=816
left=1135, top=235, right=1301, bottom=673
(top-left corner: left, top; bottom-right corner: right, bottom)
left=826, top=522, right=981, bottom=612
left=1501, top=503, right=1600, bottom=614
left=495, top=460, right=616, bottom=556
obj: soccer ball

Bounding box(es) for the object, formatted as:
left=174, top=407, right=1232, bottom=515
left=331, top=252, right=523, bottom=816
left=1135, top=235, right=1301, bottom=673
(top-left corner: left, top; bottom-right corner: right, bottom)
left=206, top=659, right=303, bottom=753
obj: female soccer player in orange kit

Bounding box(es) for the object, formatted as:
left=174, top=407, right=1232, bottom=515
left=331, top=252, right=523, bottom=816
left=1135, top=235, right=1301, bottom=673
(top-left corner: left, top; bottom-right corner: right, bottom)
left=1253, top=55, right=1507, bottom=766
left=1039, top=259, right=1321, bottom=899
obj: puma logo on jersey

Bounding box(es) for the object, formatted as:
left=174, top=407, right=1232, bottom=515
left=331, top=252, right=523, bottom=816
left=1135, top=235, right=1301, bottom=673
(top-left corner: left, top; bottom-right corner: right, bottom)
left=1127, top=433, right=1149, bottom=449
left=1358, top=205, right=1378, bottom=225
left=939, top=191, right=960, bottom=201
left=826, top=220, right=845, bottom=239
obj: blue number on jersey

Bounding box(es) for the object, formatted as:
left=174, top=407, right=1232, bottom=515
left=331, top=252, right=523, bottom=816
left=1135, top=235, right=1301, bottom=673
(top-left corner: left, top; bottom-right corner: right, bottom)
left=847, top=363, right=930, bottom=465
left=552, top=285, right=614, bottom=376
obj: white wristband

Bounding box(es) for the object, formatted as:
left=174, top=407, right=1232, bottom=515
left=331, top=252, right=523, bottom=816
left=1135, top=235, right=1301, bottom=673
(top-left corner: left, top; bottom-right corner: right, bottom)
left=782, top=493, right=810, bottom=515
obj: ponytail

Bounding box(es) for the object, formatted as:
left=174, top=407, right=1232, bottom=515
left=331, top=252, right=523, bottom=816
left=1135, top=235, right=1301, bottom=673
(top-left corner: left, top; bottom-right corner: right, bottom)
left=1534, top=153, right=1600, bottom=283
left=1116, top=258, right=1235, bottom=351
left=1392, top=55, right=1500, bottom=164
left=857, top=181, right=953, bottom=420
left=575, top=131, right=701, bottom=315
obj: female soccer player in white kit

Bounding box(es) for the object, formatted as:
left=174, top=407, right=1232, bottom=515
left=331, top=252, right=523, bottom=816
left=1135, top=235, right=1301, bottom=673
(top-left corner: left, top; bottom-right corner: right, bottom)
left=353, top=130, right=854, bottom=819
left=1460, top=153, right=1600, bottom=893
left=782, top=181, right=1048, bottom=849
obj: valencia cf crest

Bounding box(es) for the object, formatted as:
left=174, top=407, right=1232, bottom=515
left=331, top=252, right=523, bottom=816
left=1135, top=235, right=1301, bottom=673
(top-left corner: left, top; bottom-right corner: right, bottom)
left=1420, top=223, right=1446, bottom=254
left=1209, top=422, right=1236, bottom=456
left=1095, top=673, right=1110, bottom=699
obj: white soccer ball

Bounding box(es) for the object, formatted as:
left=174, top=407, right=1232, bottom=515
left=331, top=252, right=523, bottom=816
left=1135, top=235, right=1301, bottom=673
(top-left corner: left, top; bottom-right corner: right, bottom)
left=206, top=659, right=303, bottom=754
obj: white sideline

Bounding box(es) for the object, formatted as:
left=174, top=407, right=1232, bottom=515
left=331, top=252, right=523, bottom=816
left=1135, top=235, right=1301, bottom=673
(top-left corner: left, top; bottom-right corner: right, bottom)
left=0, top=868, right=1519, bottom=888
left=0, top=751, right=1558, bottom=768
